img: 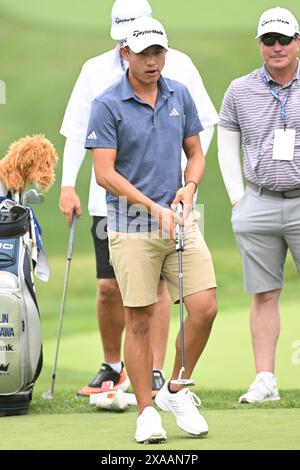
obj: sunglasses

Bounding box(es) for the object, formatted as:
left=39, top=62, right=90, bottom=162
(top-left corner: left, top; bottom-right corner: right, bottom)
left=261, top=35, right=295, bottom=47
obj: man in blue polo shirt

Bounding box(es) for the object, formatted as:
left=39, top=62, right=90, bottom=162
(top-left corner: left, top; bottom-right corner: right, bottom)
left=85, top=16, right=217, bottom=444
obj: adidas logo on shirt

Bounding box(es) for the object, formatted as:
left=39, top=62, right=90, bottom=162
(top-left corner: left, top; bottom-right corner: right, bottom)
left=169, top=107, right=180, bottom=116
left=87, top=131, right=97, bottom=140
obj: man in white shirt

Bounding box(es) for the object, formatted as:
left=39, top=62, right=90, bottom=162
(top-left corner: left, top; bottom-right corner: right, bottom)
left=59, top=0, right=218, bottom=398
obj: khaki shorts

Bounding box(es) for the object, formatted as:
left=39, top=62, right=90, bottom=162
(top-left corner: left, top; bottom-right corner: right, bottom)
left=108, top=216, right=216, bottom=307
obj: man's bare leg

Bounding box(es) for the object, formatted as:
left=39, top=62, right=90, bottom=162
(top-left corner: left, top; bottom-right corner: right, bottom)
left=124, top=304, right=155, bottom=414
left=250, top=289, right=281, bottom=373
left=97, top=278, right=124, bottom=363
left=151, top=279, right=170, bottom=370
left=169, top=288, right=217, bottom=391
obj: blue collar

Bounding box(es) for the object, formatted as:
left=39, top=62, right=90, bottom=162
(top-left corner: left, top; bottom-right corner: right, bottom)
left=120, top=71, right=174, bottom=102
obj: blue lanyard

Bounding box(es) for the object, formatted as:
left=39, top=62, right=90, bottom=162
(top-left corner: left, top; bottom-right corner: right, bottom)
left=262, top=69, right=294, bottom=129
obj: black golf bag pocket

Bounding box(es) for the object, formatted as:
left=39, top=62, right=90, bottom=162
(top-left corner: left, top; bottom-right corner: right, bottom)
left=0, top=225, right=43, bottom=416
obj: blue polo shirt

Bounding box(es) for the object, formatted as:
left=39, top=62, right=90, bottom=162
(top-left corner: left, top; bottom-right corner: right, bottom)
left=85, top=72, right=202, bottom=232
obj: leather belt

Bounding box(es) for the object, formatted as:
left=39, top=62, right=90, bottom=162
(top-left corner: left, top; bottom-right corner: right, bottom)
left=248, top=181, right=300, bottom=199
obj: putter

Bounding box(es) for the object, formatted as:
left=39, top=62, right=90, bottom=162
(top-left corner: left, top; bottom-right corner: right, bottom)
left=171, top=202, right=195, bottom=387
left=22, top=189, right=45, bottom=206
left=42, top=212, right=77, bottom=400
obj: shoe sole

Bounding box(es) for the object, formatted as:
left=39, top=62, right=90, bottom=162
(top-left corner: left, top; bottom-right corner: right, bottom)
left=239, top=396, right=281, bottom=404
left=188, top=430, right=209, bottom=438
left=178, top=421, right=209, bottom=437
left=136, top=434, right=167, bottom=445
left=76, top=376, right=131, bottom=397
left=96, top=403, right=128, bottom=411
left=94, top=397, right=129, bottom=411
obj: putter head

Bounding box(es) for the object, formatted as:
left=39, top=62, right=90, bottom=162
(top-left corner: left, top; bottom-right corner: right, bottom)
left=42, top=390, right=53, bottom=400
left=171, top=378, right=196, bottom=386
left=171, top=367, right=195, bottom=386
left=23, top=189, right=45, bottom=206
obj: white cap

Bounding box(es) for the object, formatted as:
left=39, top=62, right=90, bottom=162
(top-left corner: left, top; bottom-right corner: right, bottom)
left=111, top=0, right=152, bottom=40
left=256, top=7, right=300, bottom=38
left=122, top=16, right=168, bottom=53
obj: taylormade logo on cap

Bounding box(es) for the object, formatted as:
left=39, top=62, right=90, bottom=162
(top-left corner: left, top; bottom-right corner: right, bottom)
left=132, top=29, right=164, bottom=38
left=261, top=19, right=289, bottom=27
left=110, top=0, right=152, bottom=40
left=256, top=7, right=300, bottom=38
left=123, top=17, right=168, bottom=53
left=114, top=17, right=137, bottom=25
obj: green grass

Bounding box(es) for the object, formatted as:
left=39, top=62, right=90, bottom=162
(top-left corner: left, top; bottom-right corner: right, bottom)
left=29, top=390, right=300, bottom=416
left=23, top=250, right=299, bottom=450
left=1, top=0, right=300, bottom=450
left=4, top=388, right=297, bottom=450
left=31, top=250, right=300, bottom=390
left=2, top=409, right=300, bottom=450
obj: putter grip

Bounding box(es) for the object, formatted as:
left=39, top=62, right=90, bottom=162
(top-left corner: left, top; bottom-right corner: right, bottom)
left=175, top=203, right=184, bottom=252
left=67, top=213, right=77, bottom=260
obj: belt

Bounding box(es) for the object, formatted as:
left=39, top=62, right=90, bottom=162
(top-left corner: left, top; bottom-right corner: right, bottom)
left=247, top=181, right=300, bottom=199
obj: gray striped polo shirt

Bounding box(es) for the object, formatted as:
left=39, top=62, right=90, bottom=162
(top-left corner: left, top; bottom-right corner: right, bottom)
left=219, top=61, right=300, bottom=191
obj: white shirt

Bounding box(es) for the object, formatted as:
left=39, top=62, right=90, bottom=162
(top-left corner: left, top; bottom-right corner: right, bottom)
left=60, top=46, right=219, bottom=216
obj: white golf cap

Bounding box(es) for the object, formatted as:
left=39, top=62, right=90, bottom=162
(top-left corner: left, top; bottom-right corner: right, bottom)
left=122, top=16, right=168, bottom=53
left=111, top=0, right=152, bottom=40
left=256, top=7, right=300, bottom=38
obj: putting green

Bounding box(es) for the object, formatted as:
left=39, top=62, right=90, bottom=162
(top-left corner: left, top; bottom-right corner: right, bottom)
left=1, top=0, right=300, bottom=451
left=1, top=409, right=299, bottom=450
left=39, top=300, right=300, bottom=391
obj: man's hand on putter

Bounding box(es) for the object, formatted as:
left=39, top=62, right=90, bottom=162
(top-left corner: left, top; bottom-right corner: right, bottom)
left=152, top=204, right=182, bottom=241
left=59, top=186, right=82, bottom=225
left=172, top=186, right=194, bottom=221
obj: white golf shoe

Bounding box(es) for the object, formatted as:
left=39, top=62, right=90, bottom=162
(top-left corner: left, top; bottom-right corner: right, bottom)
left=135, top=406, right=167, bottom=444
left=155, top=382, right=208, bottom=437
left=239, top=373, right=280, bottom=404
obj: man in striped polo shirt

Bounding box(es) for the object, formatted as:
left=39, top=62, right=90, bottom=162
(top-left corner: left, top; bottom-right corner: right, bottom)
left=218, top=7, right=300, bottom=403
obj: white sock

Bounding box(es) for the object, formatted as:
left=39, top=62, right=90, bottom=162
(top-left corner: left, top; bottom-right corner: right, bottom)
left=105, top=361, right=122, bottom=374
left=153, top=369, right=164, bottom=378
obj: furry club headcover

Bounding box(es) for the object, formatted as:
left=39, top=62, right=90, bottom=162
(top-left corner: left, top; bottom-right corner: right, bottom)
left=0, top=134, right=58, bottom=193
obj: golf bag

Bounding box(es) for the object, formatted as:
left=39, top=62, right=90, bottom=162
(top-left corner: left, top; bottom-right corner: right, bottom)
left=0, top=197, right=43, bottom=416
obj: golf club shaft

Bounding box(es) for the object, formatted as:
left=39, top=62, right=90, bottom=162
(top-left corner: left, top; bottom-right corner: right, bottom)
left=178, top=249, right=185, bottom=372
left=48, top=213, right=77, bottom=395
left=175, top=202, right=185, bottom=373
